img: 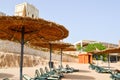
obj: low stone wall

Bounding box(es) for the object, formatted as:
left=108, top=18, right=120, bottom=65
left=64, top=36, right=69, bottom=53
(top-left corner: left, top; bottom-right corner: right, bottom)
left=62, top=55, right=78, bottom=62
left=0, top=40, right=79, bottom=67
left=0, top=52, right=43, bottom=68
left=0, top=51, right=78, bottom=68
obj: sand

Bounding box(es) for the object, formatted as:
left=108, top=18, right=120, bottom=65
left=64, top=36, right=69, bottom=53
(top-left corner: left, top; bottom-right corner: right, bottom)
left=0, top=61, right=120, bottom=80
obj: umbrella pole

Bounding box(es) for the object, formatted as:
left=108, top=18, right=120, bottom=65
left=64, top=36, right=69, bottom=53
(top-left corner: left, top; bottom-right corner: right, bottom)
left=20, top=27, right=25, bottom=80
left=96, top=55, right=98, bottom=66
left=80, top=40, right=83, bottom=52
left=116, top=55, right=118, bottom=62
left=108, top=53, right=110, bottom=69
left=49, top=43, right=52, bottom=71
left=60, top=48, right=62, bottom=67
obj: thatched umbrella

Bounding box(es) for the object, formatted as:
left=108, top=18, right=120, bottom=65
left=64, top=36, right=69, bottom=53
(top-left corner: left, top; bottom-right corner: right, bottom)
left=89, top=47, right=120, bottom=54
left=0, top=16, right=68, bottom=41
left=30, top=41, right=72, bottom=70
left=89, top=47, right=120, bottom=69
left=0, top=16, right=69, bottom=80
left=63, top=46, right=76, bottom=51
left=59, top=45, right=76, bottom=66
left=95, top=47, right=120, bottom=68
left=100, top=47, right=120, bottom=53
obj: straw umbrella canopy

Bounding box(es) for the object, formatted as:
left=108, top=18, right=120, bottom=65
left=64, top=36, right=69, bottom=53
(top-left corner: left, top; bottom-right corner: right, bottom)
left=0, top=16, right=68, bottom=42
left=63, top=46, right=76, bottom=51
left=89, top=47, right=120, bottom=54
left=0, top=16, right=69, bottom=80
left=101, top=47, right=120, bottom=53
left=30, top=41, right=73, bottom=69
left=89, top=47, right=120, bottom=69
left=89, top=50, right=102, bottom=54
left=30, top=41, right=72, bottom=49
left=101, top=47, right=120, bottom=68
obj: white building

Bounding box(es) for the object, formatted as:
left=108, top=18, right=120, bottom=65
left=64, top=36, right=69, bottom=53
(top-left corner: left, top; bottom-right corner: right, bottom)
left=14, top=2, right=39, bottom=18
left=0, top=12, right=6, bottom=16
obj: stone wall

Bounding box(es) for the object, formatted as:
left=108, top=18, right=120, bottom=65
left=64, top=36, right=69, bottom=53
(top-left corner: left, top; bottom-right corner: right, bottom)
left=0, top=40, right=78, bottom=68
left=0, top=52, right=43, bottom=68
left=0, top=51, right=78, bottom=68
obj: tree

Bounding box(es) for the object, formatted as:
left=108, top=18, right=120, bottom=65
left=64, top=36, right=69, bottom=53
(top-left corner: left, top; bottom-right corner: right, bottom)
left=76, top=45, right=82, bottom=51
left=84, top=43, right=106, bottom=52
left=77, top=43, right=107, bottom=61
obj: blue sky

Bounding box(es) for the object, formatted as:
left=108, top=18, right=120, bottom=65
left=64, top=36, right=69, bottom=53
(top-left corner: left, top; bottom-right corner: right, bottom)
left=0, top=0, right=120, bottom=44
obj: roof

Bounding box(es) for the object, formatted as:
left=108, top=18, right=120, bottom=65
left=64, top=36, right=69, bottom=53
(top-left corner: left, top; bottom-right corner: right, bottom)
left=74, top=40, right=118, bottom=48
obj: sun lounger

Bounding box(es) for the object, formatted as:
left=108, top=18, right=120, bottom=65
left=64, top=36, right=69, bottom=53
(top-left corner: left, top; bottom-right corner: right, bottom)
left=3, top=78, right=9, bottom=80
left=110, top=71, right=120, bottom=80
left=52, top=65, right=64, bottom=77
left=44, top=67, right=60, bottom=78
left=23, top=74, right=34, bottom=80
left=58, top=65, right=73, bottom=73
left=95, top=66, right=111, bottom=73
left=35, top=69, right=48, bottom=79
left=89, top=63, right=96, bottom=70
left=39, top=68, right=60, bottom=80
left=66, top=64, right=79, bottom=72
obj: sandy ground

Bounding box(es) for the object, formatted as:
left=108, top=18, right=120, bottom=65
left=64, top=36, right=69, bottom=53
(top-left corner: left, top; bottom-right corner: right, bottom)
left=0, top=61, right=120, bottom=80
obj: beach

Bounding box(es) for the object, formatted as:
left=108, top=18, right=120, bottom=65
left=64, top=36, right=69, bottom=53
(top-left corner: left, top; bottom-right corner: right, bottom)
left=0, top=61, right=120, bottom=80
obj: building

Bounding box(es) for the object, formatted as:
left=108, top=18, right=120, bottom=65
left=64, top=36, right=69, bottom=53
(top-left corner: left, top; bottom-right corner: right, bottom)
left=14, top=2, right=39, bottom=18
left=74, top=40, right=118, bottom=49
left=78, top=52, right=92, bottom=64
left=0, top=12, right=6, bottom=16
left=74, top=40, right=120, bottom=63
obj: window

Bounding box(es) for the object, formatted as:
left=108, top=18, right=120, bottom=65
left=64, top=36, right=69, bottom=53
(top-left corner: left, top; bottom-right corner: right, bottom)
left=32, top=14, right=34, bottom=18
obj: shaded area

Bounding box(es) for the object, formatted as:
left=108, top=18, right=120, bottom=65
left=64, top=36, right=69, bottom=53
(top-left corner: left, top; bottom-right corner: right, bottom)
left=0, top=73, right=14, bottom=78
left=62, top=74, right=95, bottom=80
left=79, top=70, right=91, bottom=73
left=101, top=66, right=114, bottom=68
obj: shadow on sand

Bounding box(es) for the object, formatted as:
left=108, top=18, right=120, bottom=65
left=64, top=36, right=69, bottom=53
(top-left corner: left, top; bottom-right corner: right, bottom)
left=101, top=66, right=114, bottom=68
left=0, top=73, right=14, bottom=78
left=79, top=70, right=91, bottom=73
left=62, top=74, right=95, bottom=80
